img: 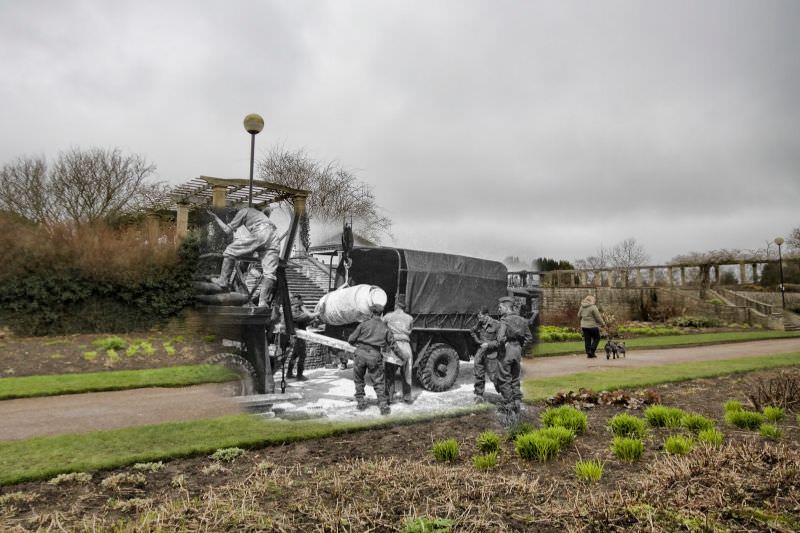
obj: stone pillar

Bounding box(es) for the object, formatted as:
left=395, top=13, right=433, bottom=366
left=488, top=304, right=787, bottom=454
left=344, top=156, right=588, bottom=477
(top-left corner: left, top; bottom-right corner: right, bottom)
left=145, top=214, right=159, bottom=244
left=635, top=269, right=643, bottom=287
left=712, top=265, right=720, bottom=285
left=579, top=271, right=587, bottom=286
left=607, top=270, right=614, bottom=287
left=176, top=203, right=190, bottom=240
left=751, top=264, right=758, bottom=284
left=212, top=185, right=227, bottom=208
left=668, top=267, right=674, bottom=287
left=593, top=271, right=601, bottom=286
left=649, top=268, right=656, bottom=286
left=680, top=267, right=686, bottom=286
left=739, top=263, right=747, bottom=285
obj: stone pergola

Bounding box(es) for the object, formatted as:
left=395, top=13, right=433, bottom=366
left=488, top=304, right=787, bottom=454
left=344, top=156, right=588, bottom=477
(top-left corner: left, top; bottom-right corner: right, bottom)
left=158, top=175, right=309, bottom=240
left=508, top=261, right=785, bottom=289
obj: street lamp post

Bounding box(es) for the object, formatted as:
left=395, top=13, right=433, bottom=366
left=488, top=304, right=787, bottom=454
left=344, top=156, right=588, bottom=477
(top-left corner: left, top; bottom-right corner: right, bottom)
left=243, top=113, right=265, bottom=208
left=775, top=237, right=786, bottom=309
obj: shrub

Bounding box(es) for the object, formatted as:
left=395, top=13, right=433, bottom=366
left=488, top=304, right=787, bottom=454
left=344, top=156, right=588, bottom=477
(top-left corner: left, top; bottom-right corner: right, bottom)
left=608, top=413, right=648, bottom=438
left=540, top=405, right=588, bottom=434
left=0, top=223, right=199, bottom=336
left=725, top=410, right=764, bottom=430
left=763, top=406, right=785, bottom=422
left=472, top=451, right=498, bottom=470
left=516, top=432, right=561, bottom=461
left=506, top=421, right=536, bottom=441
left=82, top=351, right=98, bottom=361
left=669, top=315, right=721, bottom=328
left=759, top=424, right=783, bottom=441
left=100, top=472, right=146, bottom=491
left=664, top=435, right=694, bottom=455
left=133, top=461, right=164, bottom=472
left=723, top=399, right=744, bottom=413
left=48, top=472, right=92, bottom=485
left=0, top=491, right=37, bottom=507
left=476, top=431, right=501, bottom=453
left=431, top=439, right=460, bottom=463
left=644, top=405, right=687, bottom=428
left=93, top=336, right=127, bottom=350
left=201, top=463, right=230, bottom=476
left=211, top=447, right=246, bottom=462
left=574, top=459, right=604, bottom=482
left=697, top=428, right=724, bottom=446
left=538, top=325, right=583, bottom=342
left=681, top=414, right=715, bottom=433
left=538, top=426, right=576, bottom=447
left=400, top=517, right=453, bottom=533
left=611, top=437, right=644, bottom=461
left=617, top=325, right=682, bottom=336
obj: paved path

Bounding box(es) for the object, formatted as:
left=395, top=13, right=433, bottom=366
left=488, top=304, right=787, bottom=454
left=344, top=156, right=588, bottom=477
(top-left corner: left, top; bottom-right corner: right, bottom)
left=2, top=338, right=799, bottom=441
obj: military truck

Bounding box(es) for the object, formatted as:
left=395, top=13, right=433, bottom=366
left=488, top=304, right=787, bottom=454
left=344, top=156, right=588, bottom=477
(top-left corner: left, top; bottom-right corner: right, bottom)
left=321, top=246, right=536, bottom=392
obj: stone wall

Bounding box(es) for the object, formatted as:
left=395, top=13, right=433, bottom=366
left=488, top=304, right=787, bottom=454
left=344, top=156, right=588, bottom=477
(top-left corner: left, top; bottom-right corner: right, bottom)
left=733, top=290, right=800, bottom=310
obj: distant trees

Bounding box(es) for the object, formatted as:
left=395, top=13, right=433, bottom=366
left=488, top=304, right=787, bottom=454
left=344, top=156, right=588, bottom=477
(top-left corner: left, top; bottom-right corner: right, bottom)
left=0, top=148, right=167, bottom=226
left=575, top=238, right=648, bottom=271
left=535, top=257, right=574, bottom=271
left=257, top=147, right=392, bottom=248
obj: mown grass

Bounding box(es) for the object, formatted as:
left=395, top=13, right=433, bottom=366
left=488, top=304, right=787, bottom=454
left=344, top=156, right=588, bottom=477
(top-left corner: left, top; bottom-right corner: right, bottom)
left=523, top=352, right=800, bottom=401
left=0, top=365, right=236, bottom=400
left=531, top=330, right=800, bottom=357
left=0, top=405, right=490, bottom=486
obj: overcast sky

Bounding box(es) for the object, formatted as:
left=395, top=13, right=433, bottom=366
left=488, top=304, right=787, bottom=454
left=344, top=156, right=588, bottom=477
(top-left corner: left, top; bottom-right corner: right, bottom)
left=1, top=0, right=799, bottom=265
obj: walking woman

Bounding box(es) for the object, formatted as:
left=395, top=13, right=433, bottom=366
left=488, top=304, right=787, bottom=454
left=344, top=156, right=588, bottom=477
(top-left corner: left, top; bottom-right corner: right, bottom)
left=577, top=295, right=606, bottom=358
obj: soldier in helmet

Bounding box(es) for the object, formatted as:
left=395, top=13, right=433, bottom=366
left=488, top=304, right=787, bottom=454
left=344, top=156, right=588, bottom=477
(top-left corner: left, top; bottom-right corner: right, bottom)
left=347, top=303, right=393, bottom=415
left=486, top=296, right=533, bottom=424
left=470, top=305, right=500, bottom=404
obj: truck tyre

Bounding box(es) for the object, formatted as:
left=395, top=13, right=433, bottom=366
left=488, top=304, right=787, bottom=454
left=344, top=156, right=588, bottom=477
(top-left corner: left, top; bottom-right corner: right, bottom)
left=416, top=343, right=460, bottom=392
left=205, top=352, right=257, bottom=396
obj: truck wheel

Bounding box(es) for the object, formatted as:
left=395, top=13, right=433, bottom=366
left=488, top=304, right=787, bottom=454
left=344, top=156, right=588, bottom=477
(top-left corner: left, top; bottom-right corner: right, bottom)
left=205, top=352, right=257, bottom=396
left=417, top=343, right=460, bottom=392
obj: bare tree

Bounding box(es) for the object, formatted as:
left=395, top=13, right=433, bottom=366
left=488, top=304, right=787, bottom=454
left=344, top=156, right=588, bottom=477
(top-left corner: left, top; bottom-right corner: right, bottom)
left=574, top=244, right=610, bottom=270
left=0, top=148, right=165, bottom=225
left=609, top=238, right=649, bottom=269
left=788, top=226, right=800, bottom=251
left=258, top=146, right=392, bottom=245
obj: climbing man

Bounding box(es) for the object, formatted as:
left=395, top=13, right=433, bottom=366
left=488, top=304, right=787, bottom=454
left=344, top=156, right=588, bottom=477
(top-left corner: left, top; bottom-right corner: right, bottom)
left=382, top=297, right=414, bottom=404
left=348, top=303, right=393, bottom=415
left=207, top=205, right=282, bottom=307
left=470, top=306, right=500, bottom=404
left=487, top=296, right=533, bottom=425
left=286, top=294, right=318, bottom=381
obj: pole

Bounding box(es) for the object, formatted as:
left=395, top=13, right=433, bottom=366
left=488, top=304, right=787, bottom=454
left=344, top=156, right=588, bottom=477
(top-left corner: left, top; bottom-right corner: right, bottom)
left=778, top=243, right=786, bottom=309
left=248, top=133, right=256, bottom=207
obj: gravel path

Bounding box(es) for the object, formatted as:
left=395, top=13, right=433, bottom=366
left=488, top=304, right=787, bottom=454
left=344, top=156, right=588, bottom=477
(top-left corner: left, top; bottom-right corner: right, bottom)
left=2, top=338, right=799, bottom=441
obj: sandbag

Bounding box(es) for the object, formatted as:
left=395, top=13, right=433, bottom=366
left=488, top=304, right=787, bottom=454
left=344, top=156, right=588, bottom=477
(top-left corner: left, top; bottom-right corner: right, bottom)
left=315, top=284, right=387, bottom=325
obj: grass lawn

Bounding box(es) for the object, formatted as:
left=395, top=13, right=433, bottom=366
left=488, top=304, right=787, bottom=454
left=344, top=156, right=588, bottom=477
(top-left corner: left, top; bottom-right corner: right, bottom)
left=0, top=406, right=487, bottom=486
left=523, top=351, right=800, bottom=401
left=532, top=330, right=800, bottom=357
left=2, top=353, right=799, bottom=486
left=0, top=365, right=236, bottom=400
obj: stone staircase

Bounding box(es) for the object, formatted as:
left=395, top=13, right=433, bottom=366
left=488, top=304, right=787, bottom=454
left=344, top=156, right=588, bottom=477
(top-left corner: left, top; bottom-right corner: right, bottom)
left=784, top=310, right=800, bottom=332
left=285, top=256, right=331, bottom=309
left=714, top=288, right=786, bottom=330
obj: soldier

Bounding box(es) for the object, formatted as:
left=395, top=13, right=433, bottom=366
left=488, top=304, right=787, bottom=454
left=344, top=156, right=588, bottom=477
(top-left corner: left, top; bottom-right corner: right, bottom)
left=470, top=306, right=500, bottom=404
left=486, top=296, right=533, bottom=424
left=207, top=205, right=281, bottom=307
left=382, top=298, right=414, bottom=404
left=286, top=294, right=318, bottom=380
left=348, top=303, right=393, bottom=415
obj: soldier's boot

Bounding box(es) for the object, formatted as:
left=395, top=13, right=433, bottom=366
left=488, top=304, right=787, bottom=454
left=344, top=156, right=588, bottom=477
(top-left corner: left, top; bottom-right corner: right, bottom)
left=403, top=394, right=413, bottom=404
left=356, top=399, right=368, bottom=411
left=258, top=278, right=276, bottom=307
left=380, top=406, right=391, bottom=416
left=473, top=394, right=485, bottom=404
left=285, top=367, right=295, bottom=379
left=514, top=400, right=522, bottom=413
left=211, top=257, right=235, bottom=289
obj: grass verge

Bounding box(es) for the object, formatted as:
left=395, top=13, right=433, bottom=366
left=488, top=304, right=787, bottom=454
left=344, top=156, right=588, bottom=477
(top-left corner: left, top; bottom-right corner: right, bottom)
left=0, top=405, right=489, bottom=486
left=523, top=352, right=800, bottom=401
left=531, top=330, right=800, bottom=357
left=0, top=365, right=236, bottom=400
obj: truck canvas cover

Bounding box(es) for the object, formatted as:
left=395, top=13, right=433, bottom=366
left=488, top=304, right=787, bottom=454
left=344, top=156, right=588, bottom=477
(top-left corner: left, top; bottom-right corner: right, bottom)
left=343, top=247, right=508, bottom=316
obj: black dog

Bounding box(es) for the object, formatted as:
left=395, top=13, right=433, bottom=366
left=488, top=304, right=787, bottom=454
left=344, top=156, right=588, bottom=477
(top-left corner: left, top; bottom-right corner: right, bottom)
left=604, top=340, right=626, bottom=359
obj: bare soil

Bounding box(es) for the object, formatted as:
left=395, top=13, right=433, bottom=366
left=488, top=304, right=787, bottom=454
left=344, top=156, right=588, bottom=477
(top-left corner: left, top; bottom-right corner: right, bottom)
left=0, top=332, right=219, bottom=377
left=2, top=368, right=799, bottom=531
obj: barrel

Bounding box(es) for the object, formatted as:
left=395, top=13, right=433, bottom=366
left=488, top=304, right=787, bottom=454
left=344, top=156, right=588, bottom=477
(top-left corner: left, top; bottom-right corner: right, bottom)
left=315, top=285, right=388, bottom=325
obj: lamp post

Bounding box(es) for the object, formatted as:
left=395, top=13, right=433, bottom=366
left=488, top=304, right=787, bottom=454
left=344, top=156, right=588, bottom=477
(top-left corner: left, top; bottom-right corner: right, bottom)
left=243, top=113, right=264, bottom=207
left=775, top=236, right=786, bottom=309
